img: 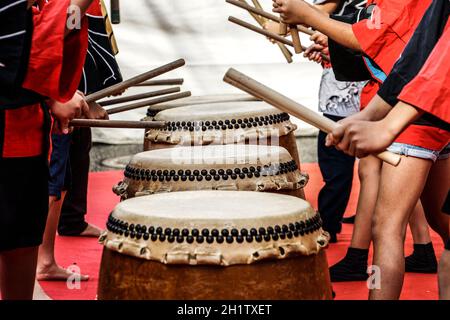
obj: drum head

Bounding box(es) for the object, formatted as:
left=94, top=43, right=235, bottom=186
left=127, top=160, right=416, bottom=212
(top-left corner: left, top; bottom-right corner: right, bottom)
left=154, top=101, right=281, bottom=122
left=113, top=145, right=309, bottom=198
left=102, top=191, right=328, bottom=265
left=131, top=144, right=290, bottom=166
left=145, top=101, right=297, bottom=146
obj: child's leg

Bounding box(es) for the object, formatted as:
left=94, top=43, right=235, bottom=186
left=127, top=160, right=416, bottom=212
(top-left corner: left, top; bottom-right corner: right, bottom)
left=329, top=156, right=381, bottom=282
left=37, top=192, right=88, bottom=281
left=37, top=134, right=88, bottom=281
left=406, top=201, right=437, bottom=273
left=350, top=156, right=381, bottom=249
left=439, top=239, right=450, bottom=300
left=420, top=157, right=450, bottom=242
left=370, top=156, right=432, bottom=300
left=0, top=247, right=38, bottom=300
left=409, top=202, right=432, bottom=244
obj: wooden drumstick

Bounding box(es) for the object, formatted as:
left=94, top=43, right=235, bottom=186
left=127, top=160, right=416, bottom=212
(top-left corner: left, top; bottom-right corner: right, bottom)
left=223, top=68, right=401, bottom=167
left=228, top=16, right=330, bottom=62
left=132, top=79, right=184, bottom=87
left=70, top=119, right=166, bottom=129
left=99, top=87, right=180, bottom=107
left=237, top=0, right=293, bottom=63
left=277, top=43, right=293, bottom=63
left=227, top=0, right=314, bottom=36
left=279, top=22, right=288, bottom=35
left=85, top=59, right=185, bottom=103
left=290, top=25, right=303, bottom=53
left=106, top=91, right=191, bottom=115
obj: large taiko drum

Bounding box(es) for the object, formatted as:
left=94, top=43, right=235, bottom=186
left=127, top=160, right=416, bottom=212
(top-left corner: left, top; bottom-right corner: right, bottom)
left=143, top=101, right=302, bottom=172
left=98, top=191, right=332, bottom=300
left=113, top=145, right=308, bottom=200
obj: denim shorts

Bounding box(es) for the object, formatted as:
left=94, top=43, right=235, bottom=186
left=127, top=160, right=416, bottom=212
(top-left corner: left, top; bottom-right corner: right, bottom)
left=48, top=133, right=72, bottom=199
left=387, top=142, right=450, bottom=162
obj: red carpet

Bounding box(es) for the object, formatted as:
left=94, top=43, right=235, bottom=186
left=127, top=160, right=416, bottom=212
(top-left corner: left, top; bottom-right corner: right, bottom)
left=39, top=163, right=443, bottom=300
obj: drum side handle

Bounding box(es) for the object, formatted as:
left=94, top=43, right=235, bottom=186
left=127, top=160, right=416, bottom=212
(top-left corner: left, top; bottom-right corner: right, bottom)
left=112, top=181, right=128, bottom=198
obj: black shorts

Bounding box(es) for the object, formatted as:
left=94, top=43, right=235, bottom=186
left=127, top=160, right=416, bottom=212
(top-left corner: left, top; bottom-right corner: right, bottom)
left=446, top=239, right=450, bottom=251
left=0, top=156, right=49, bottom=251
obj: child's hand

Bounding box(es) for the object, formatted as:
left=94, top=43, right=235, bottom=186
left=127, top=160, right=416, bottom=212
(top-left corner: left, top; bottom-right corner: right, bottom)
left=49, top=92, right=89, bottom=134
left=326, top=120, right=395, bottom=158
left=303, top=43, right=328, bottom=64
left=272, top=0, right=312, bottom=24
left=85, top=102, right=109, bottom=120
left=263, top=20, right=280, bottom=43
left=310, top=31, right=328, bottom=47
left=110, top=89, right=126, bottom=97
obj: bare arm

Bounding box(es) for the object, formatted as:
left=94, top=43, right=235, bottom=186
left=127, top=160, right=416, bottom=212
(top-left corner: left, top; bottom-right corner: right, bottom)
left=379, top=101, right=424, bottom=137
left=325, top=99, right=424, bottom=157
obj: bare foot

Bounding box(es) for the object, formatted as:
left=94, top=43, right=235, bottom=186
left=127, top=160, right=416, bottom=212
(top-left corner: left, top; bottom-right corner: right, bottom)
left=36, top=263, right=89, bottom=281
left=79, top=223, right=102, bottom=238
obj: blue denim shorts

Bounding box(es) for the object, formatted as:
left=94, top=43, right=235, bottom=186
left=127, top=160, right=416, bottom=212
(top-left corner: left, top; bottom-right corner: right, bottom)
left=48, top=133, right=72, bottom=199
left=387, top=142, right=450, bottom=163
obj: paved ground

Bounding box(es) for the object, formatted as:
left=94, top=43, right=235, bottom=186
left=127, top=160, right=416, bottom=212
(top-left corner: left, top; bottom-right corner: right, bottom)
left=90, top=136, right=318, bottom=172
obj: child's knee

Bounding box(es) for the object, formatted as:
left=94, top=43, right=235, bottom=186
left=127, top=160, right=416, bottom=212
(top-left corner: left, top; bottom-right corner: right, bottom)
left=358, top=163, right=380, bottom=182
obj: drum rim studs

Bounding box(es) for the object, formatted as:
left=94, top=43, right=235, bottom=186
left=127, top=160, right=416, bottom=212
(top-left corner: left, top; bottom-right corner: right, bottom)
left=105, top=213, right=324, bottom=245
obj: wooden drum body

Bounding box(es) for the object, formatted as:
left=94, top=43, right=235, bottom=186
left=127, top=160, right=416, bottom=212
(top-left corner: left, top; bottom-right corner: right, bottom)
left=98, top=191, right=332, bottom=300
left=113, top=145, right=308, bottom=200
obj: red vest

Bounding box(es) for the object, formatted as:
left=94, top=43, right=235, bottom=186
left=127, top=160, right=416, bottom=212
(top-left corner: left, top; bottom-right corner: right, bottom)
left=354, top=0, right=432, bottom=106
left=398, top=20, right=450, bottom=125
left=2, top=0, right=88, bottom=158
left=353, top=0, right=432, bottom=74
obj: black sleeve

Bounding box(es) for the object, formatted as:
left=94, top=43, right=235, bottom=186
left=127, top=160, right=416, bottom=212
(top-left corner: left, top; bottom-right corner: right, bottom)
left=78, top=15, right=123, bottom=95
left=0, top=0, right=31, bottom=88
left=0, top=2, right=42, bottom=109
left=328, top=4, right=375, bottom=82
left=378, top=0, right=450, bottom=107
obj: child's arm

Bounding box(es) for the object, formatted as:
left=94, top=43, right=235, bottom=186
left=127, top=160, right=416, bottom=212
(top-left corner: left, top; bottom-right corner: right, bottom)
left=325, top=101, right=423, bottom=158
left=273, top=0, right=361, bottom=51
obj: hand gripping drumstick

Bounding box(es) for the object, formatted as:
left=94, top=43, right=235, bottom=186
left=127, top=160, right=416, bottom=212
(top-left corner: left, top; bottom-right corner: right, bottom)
left=99, top=87, right=181, bottom=107
left=69, top=119, right=166, bottom=129
left=85, top=59, right=185, bottom=103
left=106, top=91, right=191, bottom=115
left=274, top=5, right=302, bottom=54
left=223, top=68, right=401, bottom=166
left=247, top=0, right=294, bottom=59
left=237, top=0, right=293, bottom=63
left=228, top=16, right=329, bottom=61
left=227, top=0, right=314, bottom=36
